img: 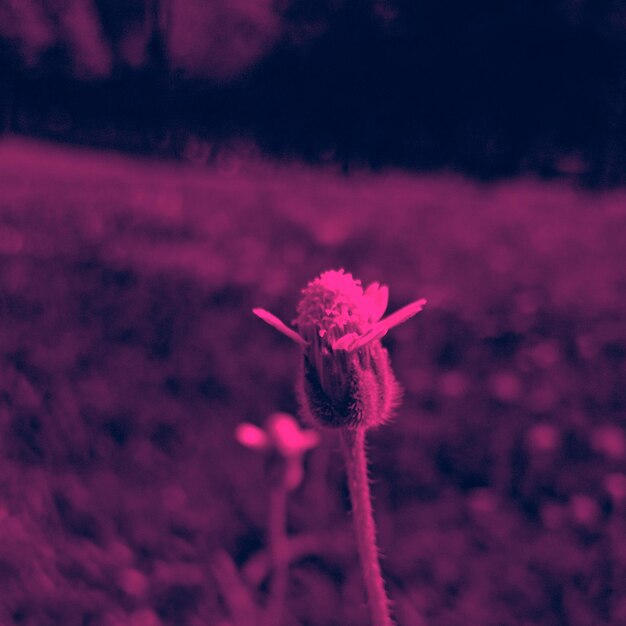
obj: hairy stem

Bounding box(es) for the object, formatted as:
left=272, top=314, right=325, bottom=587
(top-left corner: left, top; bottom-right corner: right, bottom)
left=340, top=427, right=393, bottom=626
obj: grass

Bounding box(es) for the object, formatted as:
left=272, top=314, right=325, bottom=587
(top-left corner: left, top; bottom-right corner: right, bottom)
left=0, top=136, right=625, bottom=625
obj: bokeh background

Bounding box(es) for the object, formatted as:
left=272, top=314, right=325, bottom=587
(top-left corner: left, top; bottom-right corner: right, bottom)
left=1, top=0, right=626, bottom=184
left=1, top=2, right=626, bottom=626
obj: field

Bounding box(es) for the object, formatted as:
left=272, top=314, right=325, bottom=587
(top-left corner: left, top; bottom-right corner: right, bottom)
left=1, top=136, right=625, bottom=626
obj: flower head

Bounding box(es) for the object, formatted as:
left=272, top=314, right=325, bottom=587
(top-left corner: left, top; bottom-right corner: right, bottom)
left=236, top=412, right=319, bottom=489
left=254, top=269, right=426, bottom=430
left=236, top=412, right=320, bottom=457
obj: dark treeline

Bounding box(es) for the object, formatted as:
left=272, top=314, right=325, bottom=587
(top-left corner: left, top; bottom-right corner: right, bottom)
left=1, top=0, right=624, bottom=184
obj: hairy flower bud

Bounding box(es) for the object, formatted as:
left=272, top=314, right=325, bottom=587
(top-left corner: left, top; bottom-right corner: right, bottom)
left=253, top=269, right=426, bottom=431
left=298, top=335, right=401, bottom=429
left=293, top=271, right=398, bottom=428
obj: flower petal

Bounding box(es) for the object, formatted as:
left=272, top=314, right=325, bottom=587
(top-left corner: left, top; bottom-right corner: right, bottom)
left=364, top=282, right=389, bottom=322
left=235, top=423, right=270, bottom=450
left=377, top=298, right=427, bottom=333
left=344, top=326, right=389, bottom=351
left=299, top=430, right=320, bottom=450
left=332, top=332, right=361, bottom=351
left=267, top=412, right=319, bottom=456
left=253, top=308, right=308, bottom=347
left=340, top=298, right=426, bottom=351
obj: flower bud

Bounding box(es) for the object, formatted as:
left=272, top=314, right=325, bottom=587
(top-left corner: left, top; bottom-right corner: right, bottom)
left=297, top=335, right=401, bottom=429
left=294, top=270, right=401, bottom=429
left=253, top=269, right=426, bottom=430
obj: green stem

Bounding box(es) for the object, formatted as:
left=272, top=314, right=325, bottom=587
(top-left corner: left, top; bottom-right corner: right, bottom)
left=340, top=427, right=393, bottom=626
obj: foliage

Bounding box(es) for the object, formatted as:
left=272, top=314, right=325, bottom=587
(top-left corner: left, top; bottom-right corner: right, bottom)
left=0, top=1, right=624, bottom=182
left=0, top=138, right=625, bottom=624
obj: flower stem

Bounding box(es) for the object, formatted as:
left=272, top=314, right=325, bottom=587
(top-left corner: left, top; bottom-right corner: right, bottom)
left=265, top=480, right=289, bottom=626
left=340, top=427, right=393, bottom=626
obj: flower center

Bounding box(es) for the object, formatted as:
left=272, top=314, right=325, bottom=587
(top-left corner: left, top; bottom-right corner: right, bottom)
left=294, top=270, right=369, bottom=342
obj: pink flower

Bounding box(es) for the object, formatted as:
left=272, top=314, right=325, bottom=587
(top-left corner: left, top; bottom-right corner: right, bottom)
left=254, top=270, right=426, bottom=429
left=236, top=412, right=319, bottom=489
left=235, top=412, right=320, bottom=457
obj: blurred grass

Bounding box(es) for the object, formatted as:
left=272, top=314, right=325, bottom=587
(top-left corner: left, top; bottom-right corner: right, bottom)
left=0, top=137, right=625, bottom=625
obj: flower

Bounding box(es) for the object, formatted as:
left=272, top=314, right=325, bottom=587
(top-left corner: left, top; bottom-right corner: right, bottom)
left=254, top=269, right=426, bottom=429
left=236, top=412, right=320, bottom=457
left=236, top=412, right=319, bottom=489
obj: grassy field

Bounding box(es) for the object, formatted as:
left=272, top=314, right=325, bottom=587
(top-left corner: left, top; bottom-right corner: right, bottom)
left=0, top=136, right=625, bottom=626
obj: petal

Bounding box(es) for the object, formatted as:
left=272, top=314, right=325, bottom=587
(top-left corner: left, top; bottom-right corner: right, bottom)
left=267, top=412, right=318, bottom=456
left=341, top=298, right=427, bottom=351
left=299, top=430, right=321, bottom=451
left=331, top=332, right=361, bottom=351
left=235, top=423, right=270, bottom=450
left=252, top=308, right=308, bottom=347
left=344, top=326, right=389, bottom=351
left=364, top=282, right=389, bottom=322
left=377, top=298, right=427, bottom=333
